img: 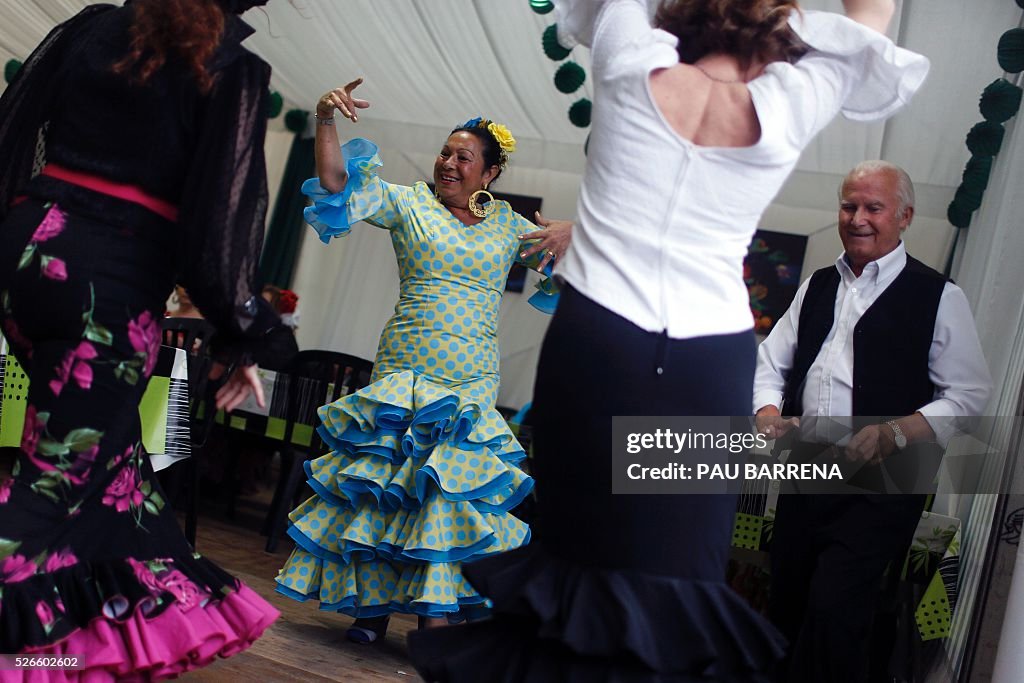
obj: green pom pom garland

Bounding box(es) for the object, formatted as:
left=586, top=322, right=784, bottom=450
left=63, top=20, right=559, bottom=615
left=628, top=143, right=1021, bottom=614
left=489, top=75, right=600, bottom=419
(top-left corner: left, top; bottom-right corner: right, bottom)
left=284, top=108, right=309, bottom=134
left=266, top=91, right=284, bottom=119
left=543, top=24, right=571, bottom=61
left=4, top=58, right=22, bottom=83
left=568, top=98, right=592, bottom=127
left=554, top=61, right=586, bottom=94
left=979, top=78, right=1022, bottom=123
left=529, top=0, right=554, bottom=15
left=965, top=121, right=1005, bottom=157
left=997, top=28, right=1024, bottom=73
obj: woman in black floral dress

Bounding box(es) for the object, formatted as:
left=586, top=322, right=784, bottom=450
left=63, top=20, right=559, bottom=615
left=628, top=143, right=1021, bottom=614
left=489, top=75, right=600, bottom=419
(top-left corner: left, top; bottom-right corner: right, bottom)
left=0, top=0, right=282, bottom=678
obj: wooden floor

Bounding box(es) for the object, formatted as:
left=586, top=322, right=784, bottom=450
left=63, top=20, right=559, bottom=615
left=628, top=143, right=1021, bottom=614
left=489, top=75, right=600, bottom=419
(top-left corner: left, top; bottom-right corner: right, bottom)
left=179, top=505, right=420, bottom=682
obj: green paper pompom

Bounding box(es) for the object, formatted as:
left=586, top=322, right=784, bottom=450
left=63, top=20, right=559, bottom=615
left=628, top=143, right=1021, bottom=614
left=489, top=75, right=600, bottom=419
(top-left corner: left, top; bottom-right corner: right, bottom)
left=284, top=108, right=309, bottom=134
left=997, top=28, right=1024, bottom=74
left=266, top=91, right=284, bottom=119
left=965, top=121, right=1004, bottom=157
left=554, top=61, right=586, bottom=94
left=543, top=24, right=571, bottom=61
left=5, top=58, right=22, bottom=83
left=946, top=200, right=973, bottom=229
left=962, top=155, right=993, bottom=195
left=979, top=78, right=1022, bottom=123
left=953, top=183, right=983, bottom=213
left=569, top=98, right=592, bottom=127
left=529, top=0, right=554, bottom=15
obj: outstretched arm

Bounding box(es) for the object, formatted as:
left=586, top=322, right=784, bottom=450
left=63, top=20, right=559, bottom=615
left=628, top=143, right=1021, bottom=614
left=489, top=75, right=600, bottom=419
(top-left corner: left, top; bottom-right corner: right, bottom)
left=843, top=0, right=895, bottom=35
left=314, top=78, right=370, bottom=193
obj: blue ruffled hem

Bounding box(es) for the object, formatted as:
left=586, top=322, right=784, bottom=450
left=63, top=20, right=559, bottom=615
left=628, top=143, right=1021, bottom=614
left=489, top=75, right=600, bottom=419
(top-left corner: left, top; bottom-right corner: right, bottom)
left=277, top=370, right=534, bottom=616
left=474, top=477, right=535, bottom=515
left=301, top=137, right=384, bottom=243
left=287, top=504, right=520, bottom=566
left=276, top=582, right=489, bottom=620
left=414, top=467, right=514, bottom=506
left=288, top=524, right=374, bottom=565
left=303, top=460, right=349, bottom=508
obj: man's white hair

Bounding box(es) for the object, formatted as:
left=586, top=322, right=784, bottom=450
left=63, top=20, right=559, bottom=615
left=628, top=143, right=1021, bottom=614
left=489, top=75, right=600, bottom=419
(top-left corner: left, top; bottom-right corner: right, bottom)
left=839, top=160, right=915, bottom=220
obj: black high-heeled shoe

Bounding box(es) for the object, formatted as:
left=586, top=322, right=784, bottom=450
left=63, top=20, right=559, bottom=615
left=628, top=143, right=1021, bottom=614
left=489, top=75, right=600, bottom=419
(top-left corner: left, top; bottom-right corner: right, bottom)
left=346, top=615, right=389, bottom=644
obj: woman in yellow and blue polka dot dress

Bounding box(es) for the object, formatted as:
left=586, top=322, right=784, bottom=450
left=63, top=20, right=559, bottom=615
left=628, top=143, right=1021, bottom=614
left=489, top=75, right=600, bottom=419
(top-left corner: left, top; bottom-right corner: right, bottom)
left=274, top=81, right=570, bottom=642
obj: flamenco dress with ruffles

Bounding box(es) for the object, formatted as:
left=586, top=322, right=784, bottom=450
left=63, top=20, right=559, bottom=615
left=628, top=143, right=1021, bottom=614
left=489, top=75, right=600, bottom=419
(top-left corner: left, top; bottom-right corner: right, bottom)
left=407, top=1, right=931, bottom=681
left=274, top=139, right=551, bottom=620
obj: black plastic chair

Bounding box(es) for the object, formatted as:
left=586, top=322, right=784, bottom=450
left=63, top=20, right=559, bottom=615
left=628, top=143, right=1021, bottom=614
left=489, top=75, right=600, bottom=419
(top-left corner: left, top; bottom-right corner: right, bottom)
left=161, top=317, right=216, bottom=395
left=263, top=350, right=374, bottom=552
left=159, top=316, right=216, bottom=548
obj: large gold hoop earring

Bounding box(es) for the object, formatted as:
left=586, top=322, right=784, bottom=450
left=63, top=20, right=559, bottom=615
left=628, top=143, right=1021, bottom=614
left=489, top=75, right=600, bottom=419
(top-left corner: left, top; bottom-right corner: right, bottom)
left=468, top=189, right=495, bottom=218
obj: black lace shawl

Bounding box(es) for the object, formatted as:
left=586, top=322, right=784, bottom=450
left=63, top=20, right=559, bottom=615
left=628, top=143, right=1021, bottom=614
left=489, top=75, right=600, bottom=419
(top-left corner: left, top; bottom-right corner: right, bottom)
left=0, top=5, right=278, bottom=360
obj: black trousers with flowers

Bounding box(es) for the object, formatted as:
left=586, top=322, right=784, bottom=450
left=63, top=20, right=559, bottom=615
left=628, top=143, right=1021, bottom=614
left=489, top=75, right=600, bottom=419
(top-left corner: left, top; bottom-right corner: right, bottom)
left=0, top=197, right=235, bottom=653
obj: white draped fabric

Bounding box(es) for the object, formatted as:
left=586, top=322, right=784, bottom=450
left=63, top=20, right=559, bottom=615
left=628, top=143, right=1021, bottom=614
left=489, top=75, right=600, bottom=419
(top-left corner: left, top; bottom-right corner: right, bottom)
left=954, top=105, right=1024, bottom=683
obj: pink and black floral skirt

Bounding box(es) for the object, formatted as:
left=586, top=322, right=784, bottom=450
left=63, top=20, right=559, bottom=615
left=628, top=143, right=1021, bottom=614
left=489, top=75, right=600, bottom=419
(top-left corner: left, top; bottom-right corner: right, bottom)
left=0, top=199, right=278, bottom=681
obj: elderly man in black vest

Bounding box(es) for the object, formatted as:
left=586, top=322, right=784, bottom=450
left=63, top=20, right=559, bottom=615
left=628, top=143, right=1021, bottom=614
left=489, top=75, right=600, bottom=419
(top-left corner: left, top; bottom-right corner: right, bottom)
left=753, top=160, right=991, bottom=683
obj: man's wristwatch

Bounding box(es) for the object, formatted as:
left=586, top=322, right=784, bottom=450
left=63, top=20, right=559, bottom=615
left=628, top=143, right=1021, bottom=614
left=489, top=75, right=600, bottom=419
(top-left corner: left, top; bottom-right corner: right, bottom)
left=885, top=420, right=907, bottom=450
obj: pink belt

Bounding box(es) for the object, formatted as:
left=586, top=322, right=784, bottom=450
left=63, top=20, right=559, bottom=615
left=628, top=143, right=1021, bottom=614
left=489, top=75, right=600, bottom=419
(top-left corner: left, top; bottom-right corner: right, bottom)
left=40, top=163, right=179, bottom=222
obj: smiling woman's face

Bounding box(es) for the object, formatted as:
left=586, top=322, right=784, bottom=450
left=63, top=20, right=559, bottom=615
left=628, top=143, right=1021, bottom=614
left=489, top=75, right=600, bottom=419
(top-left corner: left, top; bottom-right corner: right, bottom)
left=433, top=131, right=498, bottom=210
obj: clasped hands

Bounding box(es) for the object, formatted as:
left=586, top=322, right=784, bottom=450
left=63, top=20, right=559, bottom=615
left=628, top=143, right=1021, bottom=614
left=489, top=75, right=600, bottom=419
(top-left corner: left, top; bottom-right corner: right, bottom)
left=754, top=405, right=899, bottom=466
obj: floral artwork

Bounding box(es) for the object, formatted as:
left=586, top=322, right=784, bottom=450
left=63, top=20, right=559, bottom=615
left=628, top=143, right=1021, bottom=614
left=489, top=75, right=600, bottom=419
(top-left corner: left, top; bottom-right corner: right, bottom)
left=744, top=230, right=808, bottom=335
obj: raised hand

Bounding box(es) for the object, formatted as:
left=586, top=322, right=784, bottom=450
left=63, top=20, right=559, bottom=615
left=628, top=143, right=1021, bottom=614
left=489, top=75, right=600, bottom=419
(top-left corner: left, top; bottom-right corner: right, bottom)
left=316, top=78, right=370, bottom=123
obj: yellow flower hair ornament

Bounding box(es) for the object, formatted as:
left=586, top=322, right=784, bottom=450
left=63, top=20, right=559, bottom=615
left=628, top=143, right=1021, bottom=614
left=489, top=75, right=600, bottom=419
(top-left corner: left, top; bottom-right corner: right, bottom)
left=487, top=122, right=516, bottom=154
left=459, top=117, right=516, bottom=167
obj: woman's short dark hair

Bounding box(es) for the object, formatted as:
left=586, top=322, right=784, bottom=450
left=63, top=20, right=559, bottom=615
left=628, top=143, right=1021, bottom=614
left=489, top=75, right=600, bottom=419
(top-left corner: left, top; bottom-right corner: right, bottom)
left=655, top=0, right=809, bottom=69
left=449, top=125, right=505, bottom=184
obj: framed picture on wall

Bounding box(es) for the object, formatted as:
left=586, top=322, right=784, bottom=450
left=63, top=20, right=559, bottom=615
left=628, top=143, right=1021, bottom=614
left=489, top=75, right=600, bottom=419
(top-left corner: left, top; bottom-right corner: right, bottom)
left=744, top=230, right=808, bottom=335
left=427, top=187, right=542, bottom=293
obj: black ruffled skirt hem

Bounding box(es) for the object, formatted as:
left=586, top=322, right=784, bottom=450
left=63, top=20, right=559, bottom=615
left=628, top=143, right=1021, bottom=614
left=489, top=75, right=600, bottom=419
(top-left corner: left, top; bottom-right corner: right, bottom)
left=408, top=545, right=785, bottom=682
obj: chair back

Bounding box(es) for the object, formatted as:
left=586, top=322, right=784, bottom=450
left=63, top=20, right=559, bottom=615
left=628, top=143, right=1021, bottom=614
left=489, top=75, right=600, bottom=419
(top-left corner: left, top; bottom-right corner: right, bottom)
left=161, top=318, right=216, bottom=384
left=160, top=317, right=217, bottom=442
left=280, top=350, right=374, bottom=457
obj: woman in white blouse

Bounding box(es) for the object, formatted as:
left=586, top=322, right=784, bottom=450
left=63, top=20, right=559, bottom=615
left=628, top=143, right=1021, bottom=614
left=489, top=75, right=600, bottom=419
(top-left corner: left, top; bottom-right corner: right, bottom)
left=409, top=0, right=928, bottom=680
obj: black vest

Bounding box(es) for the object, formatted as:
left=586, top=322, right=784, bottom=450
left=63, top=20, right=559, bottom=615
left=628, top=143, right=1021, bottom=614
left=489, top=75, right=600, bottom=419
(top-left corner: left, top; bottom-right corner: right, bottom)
left=781, top=255, right=947, bottom=420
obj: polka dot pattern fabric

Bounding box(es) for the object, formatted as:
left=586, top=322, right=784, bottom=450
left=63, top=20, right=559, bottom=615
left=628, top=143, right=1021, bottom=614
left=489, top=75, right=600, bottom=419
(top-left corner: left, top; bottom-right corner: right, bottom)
left=278, top=139, right=537, bottom=619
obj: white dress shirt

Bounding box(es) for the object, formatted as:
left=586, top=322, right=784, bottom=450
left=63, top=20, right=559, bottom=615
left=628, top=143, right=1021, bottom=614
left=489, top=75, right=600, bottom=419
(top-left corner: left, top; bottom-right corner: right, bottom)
left=753, top=244, right=993, bottom=446
left=552, top=0, right=929, bottom=338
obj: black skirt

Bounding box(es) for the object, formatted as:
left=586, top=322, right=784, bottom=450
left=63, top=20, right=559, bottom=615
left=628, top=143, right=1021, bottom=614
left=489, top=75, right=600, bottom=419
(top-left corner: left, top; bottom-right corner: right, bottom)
left=409, top=285, right=784, bottom=682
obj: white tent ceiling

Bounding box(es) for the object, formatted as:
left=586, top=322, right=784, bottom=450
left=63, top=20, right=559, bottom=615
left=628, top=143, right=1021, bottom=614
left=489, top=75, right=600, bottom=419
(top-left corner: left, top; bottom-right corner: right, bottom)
left=3, top=1, right=1020, bottom=218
